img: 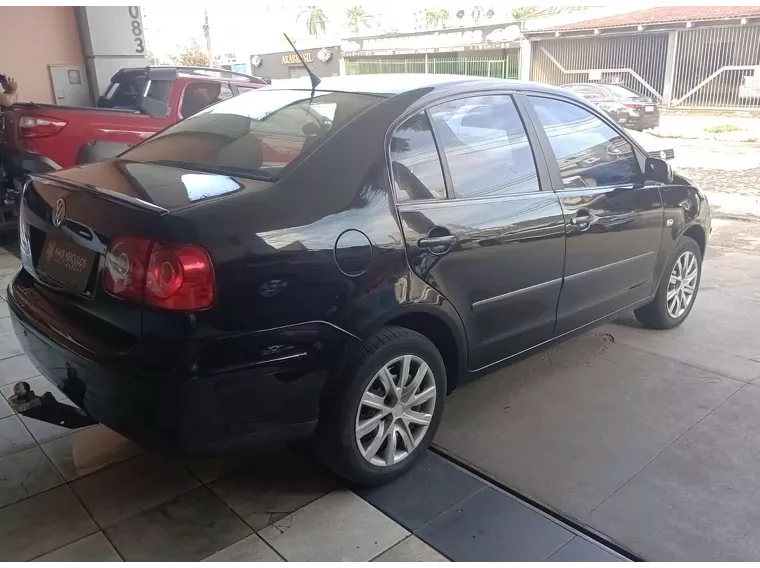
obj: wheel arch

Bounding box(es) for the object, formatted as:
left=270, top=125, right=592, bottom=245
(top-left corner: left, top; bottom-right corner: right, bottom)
left=381, top=308, right=466, bottom=393
left=682, top=223, right=706, bottom=258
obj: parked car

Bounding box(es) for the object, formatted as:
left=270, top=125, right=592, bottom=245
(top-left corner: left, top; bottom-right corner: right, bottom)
left=0, top=66, right=266, bottom=232
left=7, top=75, right=710, bottom=484
left=562, top=82, right=661, bottom=131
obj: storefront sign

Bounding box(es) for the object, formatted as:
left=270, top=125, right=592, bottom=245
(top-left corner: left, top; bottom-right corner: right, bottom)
left=282, top=53, right=313, bottom=65
left=341, top=25, right=521, bottom=55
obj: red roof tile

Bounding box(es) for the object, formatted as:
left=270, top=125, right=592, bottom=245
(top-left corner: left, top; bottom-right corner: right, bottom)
left=536, top=6, right=760, bottom=32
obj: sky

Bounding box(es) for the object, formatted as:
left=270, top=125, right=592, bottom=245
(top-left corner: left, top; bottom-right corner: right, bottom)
left=141, top=4, right=534, bottom=63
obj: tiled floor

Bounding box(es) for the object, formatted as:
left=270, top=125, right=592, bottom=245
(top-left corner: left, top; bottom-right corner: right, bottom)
left=0, top=247, right=629, bottom=562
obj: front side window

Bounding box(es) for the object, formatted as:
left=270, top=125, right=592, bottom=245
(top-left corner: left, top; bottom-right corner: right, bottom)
left=390, top=112, right=447, bottom=201
left=529, top=96, right=639, bottom=189
left=429, top=95, right=539, bottom=198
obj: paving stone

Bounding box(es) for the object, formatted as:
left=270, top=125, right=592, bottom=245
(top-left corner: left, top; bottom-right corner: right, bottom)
left=33, top=532, right=122, bottom=562
left=373, top=536, right=449, bottom=562
left=71, top=453, right=198, bottom=528
left=106, top=486, right=252, bottom=561
left=20, top=399, right=93, bottom=444
left=183, top=455, right=250, bottom=484
left=0, top=414, right=36, bottom=458
left=0, top=317, right=13, bottom=338
left=202, top=533, right=283, bottom=562
left=0, top=334, right=23, bottom=360
left=260, top=490, right=408, bottom=562
left=210, top=450, right=337, bottom=531
left=0, top=354, right=40, bottom=385
left=0, top=394, right=12, bottom=419
left=0, top=485, right=97, bottom=561
left=42, top=424, right=142, bottom=481
left=416, top=487, right=572, bottom=561
left=0, top=446, right=63, bottom=508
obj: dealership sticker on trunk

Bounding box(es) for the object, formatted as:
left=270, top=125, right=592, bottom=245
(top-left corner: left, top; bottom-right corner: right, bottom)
left=37, top=236, right=96, bottom=292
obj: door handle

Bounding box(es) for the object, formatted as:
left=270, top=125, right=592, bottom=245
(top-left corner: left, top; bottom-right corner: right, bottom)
left=570, top=210, right=594, bottom=231
left=418, top=235, right=457, bottom=248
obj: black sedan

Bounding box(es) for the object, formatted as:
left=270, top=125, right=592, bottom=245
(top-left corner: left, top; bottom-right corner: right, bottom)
left=562, top=82, right=661, bottom=131
left=8, top=75, right=709, bottom=484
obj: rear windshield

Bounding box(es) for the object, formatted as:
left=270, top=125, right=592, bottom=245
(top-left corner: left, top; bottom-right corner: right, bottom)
left=604, top=85, right=643, bottom=99
left=121, top=89, right=383, bottom=180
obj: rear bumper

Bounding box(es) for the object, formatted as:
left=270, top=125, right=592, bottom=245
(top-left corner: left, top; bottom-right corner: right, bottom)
left=7, top=273, right=358, bottom=454
left=629, top=113, right=660, bottom=130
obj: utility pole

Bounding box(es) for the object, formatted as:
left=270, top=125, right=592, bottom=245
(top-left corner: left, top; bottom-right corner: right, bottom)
left=203, top=10, right=213, bottom=67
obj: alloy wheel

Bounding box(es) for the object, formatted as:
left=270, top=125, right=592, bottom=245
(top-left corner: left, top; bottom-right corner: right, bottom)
left=667, top=250, right=698, bottom=319
left=355, top=354, right=437, bottom=467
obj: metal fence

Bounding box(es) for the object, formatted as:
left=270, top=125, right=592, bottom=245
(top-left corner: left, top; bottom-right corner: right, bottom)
left=345, top=55, right=520, bottom=79
left=530, top=34, right=668, bottom=101
left=530, top=24, right=760, bottom=109
left=671, top=24, right=760, bottom=109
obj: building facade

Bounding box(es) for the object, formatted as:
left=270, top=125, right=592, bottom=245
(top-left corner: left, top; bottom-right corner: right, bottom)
left=341, top=23, right=523, bottom=80
left=0, top=6, right=148, bottom=106
left=249, top=46, right=341, bottom=82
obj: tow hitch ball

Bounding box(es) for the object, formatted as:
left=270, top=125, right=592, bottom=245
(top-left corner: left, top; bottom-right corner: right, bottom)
left=9, top=381, right=98, bottom=429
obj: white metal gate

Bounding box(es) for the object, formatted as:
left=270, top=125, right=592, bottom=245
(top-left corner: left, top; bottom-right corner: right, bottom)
left=530, top=34, right=668, bottom=101
left=671, top=24, right=760, bottom=109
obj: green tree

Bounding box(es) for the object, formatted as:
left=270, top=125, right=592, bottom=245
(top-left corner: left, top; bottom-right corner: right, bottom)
left=298, top=6, right=328, bottom=37
left=346, top=6, right=372, bottom=34
left=424, top=8, right=450, bottom=29
left=170, top=40, right=210, bottom=67
left=146, top=51, right=160, bottom=65
left=511, top=6, right=539, bottom=21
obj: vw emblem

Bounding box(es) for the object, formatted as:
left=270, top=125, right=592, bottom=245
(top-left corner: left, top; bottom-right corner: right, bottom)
left=52, top=198, right=66, bottom=228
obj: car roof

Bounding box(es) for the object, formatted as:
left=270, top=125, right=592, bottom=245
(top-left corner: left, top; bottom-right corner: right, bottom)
left=263, top=74, right=573, bottom=97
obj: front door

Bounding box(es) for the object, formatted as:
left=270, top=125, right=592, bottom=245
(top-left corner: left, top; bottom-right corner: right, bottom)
left=527, top=95, right=664, bottom=335
left=392, top=94, right=566, bottom=370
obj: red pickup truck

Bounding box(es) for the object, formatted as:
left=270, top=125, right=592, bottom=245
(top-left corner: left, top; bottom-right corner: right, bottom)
left=0, top=66, right=265, bottom=229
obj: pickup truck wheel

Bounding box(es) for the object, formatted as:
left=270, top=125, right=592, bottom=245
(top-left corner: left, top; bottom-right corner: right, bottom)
left=635, top=236, right=702, bottom=329
left=316, top=326, right=446, bottom=485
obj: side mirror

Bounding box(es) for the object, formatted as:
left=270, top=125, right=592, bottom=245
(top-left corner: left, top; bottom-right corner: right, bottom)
left=644, top=157, right=673, bottom=184
left=138, top=96, right=170, bottom=119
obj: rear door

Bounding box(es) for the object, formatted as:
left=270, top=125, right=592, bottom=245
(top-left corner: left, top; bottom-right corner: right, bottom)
left=526, top=95, right=664, bottom=335
left=392, top=93, right=566, bottom=371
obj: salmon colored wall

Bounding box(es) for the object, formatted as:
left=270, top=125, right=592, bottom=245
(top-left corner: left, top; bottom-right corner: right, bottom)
left=0, top=7, right=84, bottom=104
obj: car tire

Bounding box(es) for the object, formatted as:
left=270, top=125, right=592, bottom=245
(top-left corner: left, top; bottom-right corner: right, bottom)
left=316, top=326, right=446, bottom=485
left=635, top=236, right=702, bottom=329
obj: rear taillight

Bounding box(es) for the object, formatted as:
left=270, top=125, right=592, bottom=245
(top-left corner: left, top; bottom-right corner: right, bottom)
left=104, top=236, right=214, bottom=311
left=624, top=103, right=644, bottom=109
left=19, top=116, right=67, bottom=139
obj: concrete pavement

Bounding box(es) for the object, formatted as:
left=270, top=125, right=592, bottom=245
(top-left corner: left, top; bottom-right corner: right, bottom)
left=436, top=215, right=760, bottom=560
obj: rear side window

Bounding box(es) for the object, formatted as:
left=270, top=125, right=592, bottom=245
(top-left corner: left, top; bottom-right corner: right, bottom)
left=390, top=112, right=447, bottom=201
left=429, top=95, right=539, bottom=198
left=122, top=89, right=382, bottom=180
left=181, top=82, right=234, bottom=118
left=529, top=96, right=639, bottom=189
left=98, top=77, right=171, bottom=109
